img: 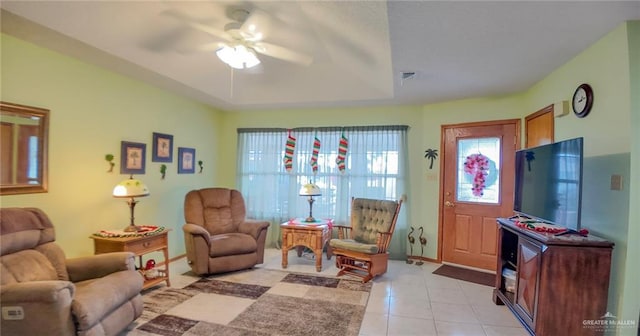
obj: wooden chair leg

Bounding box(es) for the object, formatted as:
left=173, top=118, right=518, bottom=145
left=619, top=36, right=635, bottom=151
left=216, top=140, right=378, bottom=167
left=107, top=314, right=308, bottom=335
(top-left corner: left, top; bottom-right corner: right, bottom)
left=334, top=253, right=379, bottom=283
left=337, top=253, right=389, bottom=283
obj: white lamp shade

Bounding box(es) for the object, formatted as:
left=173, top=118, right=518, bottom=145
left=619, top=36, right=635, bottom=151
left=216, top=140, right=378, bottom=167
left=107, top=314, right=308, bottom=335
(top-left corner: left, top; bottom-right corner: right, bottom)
left=113, top=178, right=150, bottom=198
left=216, top=44, right=260, bottom=69
left=299, top=183, right=321, bottom=196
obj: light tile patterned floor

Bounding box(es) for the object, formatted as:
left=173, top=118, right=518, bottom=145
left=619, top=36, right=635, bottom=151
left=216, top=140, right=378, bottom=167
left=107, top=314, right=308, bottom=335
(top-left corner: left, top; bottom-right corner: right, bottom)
left=166, top=248, right=528, bottom=336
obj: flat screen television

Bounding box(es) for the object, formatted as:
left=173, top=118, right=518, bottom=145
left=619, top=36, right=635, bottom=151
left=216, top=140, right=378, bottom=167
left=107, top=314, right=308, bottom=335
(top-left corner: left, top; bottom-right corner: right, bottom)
left=513, top=137, right=584, bottom=230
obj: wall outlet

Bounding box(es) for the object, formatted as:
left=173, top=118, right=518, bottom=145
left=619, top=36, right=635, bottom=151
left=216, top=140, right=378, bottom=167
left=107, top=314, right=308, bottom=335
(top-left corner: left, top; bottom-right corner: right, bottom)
left=2, top=306, right=24, bottom=320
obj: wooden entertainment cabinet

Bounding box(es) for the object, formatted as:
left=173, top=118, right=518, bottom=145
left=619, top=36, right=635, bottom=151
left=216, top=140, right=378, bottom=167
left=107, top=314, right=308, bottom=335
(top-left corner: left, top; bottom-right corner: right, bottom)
left=493, top=218, right=614, bottom=336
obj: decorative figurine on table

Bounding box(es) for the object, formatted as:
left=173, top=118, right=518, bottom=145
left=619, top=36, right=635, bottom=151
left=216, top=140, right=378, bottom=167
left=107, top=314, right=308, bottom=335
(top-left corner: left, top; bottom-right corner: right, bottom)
left=407, top=226, right=415, bottom=264
left=416, top=227, right=427, bottom=266
left=143, top=259, right=158, bottom=279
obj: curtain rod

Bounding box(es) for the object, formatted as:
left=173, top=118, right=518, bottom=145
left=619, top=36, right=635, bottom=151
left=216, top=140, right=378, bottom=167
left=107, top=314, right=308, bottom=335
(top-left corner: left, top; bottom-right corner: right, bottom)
left=237, top=125, right=409, bottom=133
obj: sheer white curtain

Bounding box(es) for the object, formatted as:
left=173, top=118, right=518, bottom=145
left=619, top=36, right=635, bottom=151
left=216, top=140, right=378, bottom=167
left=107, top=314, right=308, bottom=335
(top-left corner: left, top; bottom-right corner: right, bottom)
left=236, top=126, right=409, bottom=259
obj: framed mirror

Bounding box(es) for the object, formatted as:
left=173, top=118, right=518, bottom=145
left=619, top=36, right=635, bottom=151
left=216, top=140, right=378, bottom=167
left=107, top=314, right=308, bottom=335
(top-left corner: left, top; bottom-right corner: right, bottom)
left=1, top=101, right=49, bottom=195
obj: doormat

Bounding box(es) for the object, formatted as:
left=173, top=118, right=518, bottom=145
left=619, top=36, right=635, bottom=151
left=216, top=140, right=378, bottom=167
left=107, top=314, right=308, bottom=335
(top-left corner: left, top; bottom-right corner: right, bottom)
left=432, top=264, right=495, bottom=287
left=132, top=269, right=371, bottom=336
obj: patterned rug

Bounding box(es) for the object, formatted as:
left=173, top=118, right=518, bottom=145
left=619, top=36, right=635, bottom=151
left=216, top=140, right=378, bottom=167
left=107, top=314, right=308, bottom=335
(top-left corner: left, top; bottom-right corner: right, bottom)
left=127, top=269, right=371, bottom=336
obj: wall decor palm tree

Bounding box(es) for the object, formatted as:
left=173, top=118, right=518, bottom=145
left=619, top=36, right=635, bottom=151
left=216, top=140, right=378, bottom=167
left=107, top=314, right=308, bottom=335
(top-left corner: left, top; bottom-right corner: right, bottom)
left=160, top=164, right=167, bottom=179
left=424, top=149, right=438, bottom=169
left=105, top=154, right=115, bottom=173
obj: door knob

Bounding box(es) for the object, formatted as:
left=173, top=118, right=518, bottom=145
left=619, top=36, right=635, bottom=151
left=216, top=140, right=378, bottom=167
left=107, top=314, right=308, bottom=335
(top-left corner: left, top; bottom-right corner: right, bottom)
left=445, top=201, right=455, bottom=207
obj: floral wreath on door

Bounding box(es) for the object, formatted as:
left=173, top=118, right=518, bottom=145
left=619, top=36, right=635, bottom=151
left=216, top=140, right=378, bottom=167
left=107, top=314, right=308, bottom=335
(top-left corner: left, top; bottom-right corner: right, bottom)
left=464, top=153, right=497, bottom=197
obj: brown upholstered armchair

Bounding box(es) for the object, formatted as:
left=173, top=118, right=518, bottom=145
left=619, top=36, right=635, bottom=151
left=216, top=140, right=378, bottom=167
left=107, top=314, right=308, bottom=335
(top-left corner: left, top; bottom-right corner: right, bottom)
left=0, top=207, right=144, bottom=336
left=329, top=198, right=402, bottom=283
left=183, top=188, right=270, bottom=275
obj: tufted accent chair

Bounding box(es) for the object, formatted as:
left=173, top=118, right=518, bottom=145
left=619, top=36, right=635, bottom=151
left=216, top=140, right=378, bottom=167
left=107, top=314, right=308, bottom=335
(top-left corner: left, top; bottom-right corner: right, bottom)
left=182, top=188, right=270, bottom=275
left=329, top=198, right=402, bottom=282
left=0, top=207, right=144, bottom=336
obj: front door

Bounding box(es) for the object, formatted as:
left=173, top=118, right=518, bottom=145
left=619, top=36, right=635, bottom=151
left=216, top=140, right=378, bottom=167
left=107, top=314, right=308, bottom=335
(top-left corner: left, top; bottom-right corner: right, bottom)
left=440, top=119, right=520, bottom=271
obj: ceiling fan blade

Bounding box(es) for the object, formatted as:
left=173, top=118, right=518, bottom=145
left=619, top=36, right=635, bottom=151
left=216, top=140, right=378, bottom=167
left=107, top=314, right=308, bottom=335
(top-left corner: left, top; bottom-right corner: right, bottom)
left=199, top=42, right=225, bottom=51
left=151, top=8, right=231, bottom=50
left=188, top=22, right=231, bottom=42
left=254, top=42, right=313, bottom=66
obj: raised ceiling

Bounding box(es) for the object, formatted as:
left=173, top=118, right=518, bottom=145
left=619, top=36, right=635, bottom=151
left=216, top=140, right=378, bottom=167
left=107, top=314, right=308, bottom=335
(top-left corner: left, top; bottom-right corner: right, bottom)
left=1, top=1, right=639, bottom=111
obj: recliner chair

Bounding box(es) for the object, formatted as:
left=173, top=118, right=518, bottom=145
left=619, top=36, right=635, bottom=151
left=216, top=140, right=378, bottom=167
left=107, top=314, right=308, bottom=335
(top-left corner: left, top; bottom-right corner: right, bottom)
left=182, top=188, right=270, bottom=275
left=0, top=207, right=144, bottom=336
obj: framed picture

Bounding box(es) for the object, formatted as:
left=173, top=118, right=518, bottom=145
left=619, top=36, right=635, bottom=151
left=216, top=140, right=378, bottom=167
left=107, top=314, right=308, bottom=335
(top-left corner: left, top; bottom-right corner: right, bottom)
left=152, top=132, right=173, bottom=162
left=178, top=147, right=195, bottom=174
left=120, top=141, right=146, bottom=175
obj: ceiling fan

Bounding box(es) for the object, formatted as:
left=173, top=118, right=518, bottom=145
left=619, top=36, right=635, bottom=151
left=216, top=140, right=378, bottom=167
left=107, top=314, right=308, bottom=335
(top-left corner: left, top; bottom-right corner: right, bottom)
left=178, top=8, right=313, bottom=69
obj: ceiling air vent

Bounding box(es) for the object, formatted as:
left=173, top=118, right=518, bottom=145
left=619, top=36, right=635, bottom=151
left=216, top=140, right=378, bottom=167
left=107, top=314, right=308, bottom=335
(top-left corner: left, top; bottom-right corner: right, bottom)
left=400, top=72, right=417, bottom=86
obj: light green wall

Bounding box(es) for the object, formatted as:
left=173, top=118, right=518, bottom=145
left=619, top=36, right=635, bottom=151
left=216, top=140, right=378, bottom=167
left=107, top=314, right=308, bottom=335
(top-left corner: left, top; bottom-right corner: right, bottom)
left=620, top=20, right=640, bottom=336
left=582, top=153, right=631, bottom=330
left=0, top=34, right=224, bottom=259
left=525, top=24, right=631, bottom=156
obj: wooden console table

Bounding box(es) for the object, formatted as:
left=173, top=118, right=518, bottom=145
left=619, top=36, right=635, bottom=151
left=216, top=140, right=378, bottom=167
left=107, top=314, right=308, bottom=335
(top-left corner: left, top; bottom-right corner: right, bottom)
left=90, top=230, right=170, bottom=290
left=493, top=218, right=613, bottom=335
left=281, top=219, right=332, bottom=272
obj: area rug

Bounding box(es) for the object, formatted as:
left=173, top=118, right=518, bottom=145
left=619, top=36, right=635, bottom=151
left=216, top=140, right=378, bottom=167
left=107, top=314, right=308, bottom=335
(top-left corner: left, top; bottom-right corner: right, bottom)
left=128, top=269, right=371, bottom=336
left=432, top=264, right=495, bottom=287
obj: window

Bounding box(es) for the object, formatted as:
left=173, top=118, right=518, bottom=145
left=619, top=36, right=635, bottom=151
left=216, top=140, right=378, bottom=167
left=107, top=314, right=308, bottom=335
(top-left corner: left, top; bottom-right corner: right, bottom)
left=237, top=126, right=408, bottom=259
left=27, top=136, right=38, bottom=183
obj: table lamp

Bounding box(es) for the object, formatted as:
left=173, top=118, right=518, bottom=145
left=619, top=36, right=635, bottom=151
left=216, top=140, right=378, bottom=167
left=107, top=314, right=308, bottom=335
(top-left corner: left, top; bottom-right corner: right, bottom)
left=113, top=177, right=150, bottom=232
left=299, top=182, right=321, bottom=222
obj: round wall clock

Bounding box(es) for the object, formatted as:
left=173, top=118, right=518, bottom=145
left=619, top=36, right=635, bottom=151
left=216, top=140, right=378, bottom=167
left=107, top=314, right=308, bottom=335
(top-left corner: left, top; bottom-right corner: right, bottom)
left=572, top=83, right=593, bottom=118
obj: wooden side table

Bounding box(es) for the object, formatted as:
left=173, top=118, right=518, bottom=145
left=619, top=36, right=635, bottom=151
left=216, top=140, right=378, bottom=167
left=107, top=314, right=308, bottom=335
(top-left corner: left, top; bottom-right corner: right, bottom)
left=90, top=230, right=170, bottom=290
left=281, top=219, right=332, bottom=272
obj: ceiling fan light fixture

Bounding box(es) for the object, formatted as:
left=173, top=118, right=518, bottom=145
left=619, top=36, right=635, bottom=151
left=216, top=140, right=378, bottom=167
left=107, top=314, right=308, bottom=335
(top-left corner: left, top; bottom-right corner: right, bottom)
left=216, top=44, right=260, bottom=69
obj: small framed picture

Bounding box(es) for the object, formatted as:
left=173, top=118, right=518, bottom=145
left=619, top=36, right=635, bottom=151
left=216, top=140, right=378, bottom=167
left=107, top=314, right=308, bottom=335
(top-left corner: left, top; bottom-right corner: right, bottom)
left=120, top=141, right=146, bottom=175
left=178, top=147, right=195, bottom=174
left=152, top=132, right=173, bottom=162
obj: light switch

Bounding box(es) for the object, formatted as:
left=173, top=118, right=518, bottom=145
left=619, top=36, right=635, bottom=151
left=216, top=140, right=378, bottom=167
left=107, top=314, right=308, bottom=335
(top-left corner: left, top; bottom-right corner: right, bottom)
left=2, top=306, right=24, bottom=320
left=610, top=174, right=623, bottom=191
